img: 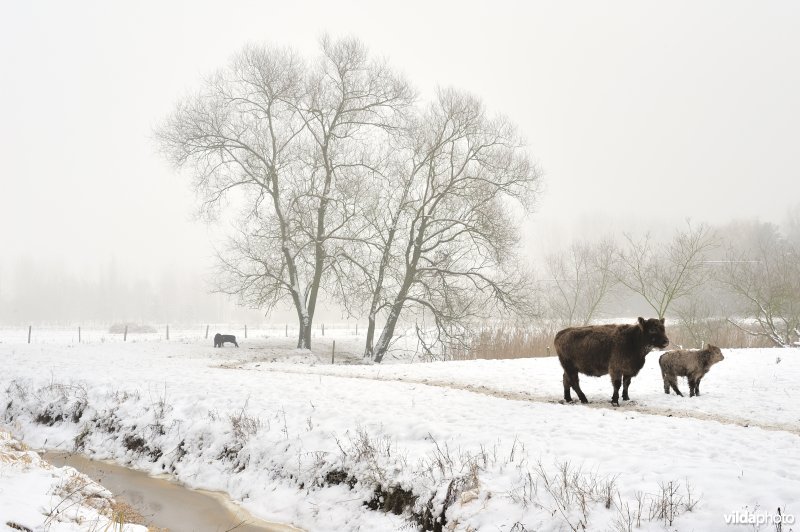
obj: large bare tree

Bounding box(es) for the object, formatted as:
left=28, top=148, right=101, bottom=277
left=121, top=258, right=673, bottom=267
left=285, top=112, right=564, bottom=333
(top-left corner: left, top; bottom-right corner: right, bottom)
left=356, top=89, right=541, bottom=362
left=156, top=38, right=412, bottom=348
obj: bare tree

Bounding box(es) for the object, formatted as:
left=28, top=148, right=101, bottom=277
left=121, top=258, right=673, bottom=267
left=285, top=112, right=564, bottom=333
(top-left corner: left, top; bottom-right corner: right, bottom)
left=543, top=238, right=619, bottom=327
left=615, top=221, right=717, bottom=319
left=717, top=223, right=800, bottom=347
left=361, top=89, right=542, bottom=362
left=156, top=38, right=412, bottom=348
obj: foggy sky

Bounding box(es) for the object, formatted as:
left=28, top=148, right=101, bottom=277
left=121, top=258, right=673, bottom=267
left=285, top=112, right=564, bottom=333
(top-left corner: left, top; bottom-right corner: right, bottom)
left=1, top=1, right=799, bottom=320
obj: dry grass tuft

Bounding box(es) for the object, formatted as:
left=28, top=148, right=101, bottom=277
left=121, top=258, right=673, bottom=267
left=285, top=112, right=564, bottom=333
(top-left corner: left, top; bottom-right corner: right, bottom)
left=0, top=431, right=36, bottom=466
left=105, top=499, right=165, bottom=531
left=451, top=325, right=559, bottom=361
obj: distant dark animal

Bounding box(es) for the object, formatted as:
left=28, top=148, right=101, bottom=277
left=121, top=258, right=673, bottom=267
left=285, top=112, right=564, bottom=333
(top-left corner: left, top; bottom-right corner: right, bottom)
left=214, top=333, right=239, bottom=348
left=554, top=317, right=670, bottom=406
left=659, top=344, right=724, bottom=397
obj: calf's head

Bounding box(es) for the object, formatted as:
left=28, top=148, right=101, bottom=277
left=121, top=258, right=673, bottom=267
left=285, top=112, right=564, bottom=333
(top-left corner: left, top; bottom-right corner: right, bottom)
left=637, top=317, right=670, bottom=349
left=706, top=344, right=724, bottom=365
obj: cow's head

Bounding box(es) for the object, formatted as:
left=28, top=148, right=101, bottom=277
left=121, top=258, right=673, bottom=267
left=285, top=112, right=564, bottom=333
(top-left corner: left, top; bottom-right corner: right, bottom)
left=637, top=317, right=669, bottom=348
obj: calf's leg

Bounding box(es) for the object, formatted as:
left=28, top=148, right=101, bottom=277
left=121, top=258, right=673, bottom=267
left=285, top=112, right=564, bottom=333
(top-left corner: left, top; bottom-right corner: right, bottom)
left=668, top=375, right=683, bottom=396
left=688, top=377, right=697, bottom=397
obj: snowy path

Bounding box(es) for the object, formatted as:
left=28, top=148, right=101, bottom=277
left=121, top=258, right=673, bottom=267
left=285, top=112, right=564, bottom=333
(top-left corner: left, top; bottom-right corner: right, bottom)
left=229, top=345, right=800, bottom=437
left=231, top=365, right=800, bottom=436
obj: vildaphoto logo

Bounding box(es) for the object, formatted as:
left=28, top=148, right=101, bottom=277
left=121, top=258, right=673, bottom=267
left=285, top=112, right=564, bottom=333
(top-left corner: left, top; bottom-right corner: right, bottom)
left=723, top=507, right=794, bottom=526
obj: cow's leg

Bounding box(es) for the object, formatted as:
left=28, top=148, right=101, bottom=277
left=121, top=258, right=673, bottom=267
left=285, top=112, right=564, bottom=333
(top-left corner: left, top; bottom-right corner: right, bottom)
left=570, top=371, right=589, bottom=404
left=662, top=371, right=670, bottom=394
left=621, top=375, right=632, bottom=401
left=561, top=362, right=588, bottom=404
left=669, top=376, right=683, bottom=396
left=235, top=340, right=239, bottom=347
left=688, top=377, right=697, bottom=397
left=694, top=377, right=702, bottom=396
left=610, top=372, right=622, bottom=406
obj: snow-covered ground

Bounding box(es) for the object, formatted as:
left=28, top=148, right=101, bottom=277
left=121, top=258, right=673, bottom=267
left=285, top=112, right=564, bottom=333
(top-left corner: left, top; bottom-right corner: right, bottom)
left=1, top=328, right=798, bottom=531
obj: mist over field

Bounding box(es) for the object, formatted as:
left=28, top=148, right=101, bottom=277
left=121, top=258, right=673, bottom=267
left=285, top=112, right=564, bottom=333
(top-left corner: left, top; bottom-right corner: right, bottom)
left=1, top=0, right=798, bottom=332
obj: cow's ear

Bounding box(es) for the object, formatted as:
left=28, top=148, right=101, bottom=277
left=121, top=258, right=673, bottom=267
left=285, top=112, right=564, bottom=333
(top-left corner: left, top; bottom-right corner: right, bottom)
left=638, top=317, right=645, bottom=327
left=659, top=318, right=665, bottom=325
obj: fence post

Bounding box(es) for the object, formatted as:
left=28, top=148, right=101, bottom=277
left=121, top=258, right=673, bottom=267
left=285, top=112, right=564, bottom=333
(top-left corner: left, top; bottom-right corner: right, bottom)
left=285, top=324, right=288, bottom=337
left=355, top=323, right=358, bottom=336
left=124, top=325, right=128, bottom=342
left=27, top=325, right=31, bottom=344
left=78, top=326, right=81, bottom=343
left=205, top=325, right=209, bottom=339
left=245, top=324, right=248, bottom=339
left=331, top=340, right=335, bottom=364
left=322, top=323, right=325, bottom=336
left=166, top=324, right=170, bottom=340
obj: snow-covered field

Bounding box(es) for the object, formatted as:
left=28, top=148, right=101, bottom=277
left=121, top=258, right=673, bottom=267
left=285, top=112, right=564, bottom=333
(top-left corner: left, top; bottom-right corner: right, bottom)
left=1, top=328, right=798, bottom=531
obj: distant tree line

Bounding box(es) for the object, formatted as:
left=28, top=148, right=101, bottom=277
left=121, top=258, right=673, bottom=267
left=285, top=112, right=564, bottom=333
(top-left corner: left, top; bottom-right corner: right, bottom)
left=540, top=215, right=800, bottom=348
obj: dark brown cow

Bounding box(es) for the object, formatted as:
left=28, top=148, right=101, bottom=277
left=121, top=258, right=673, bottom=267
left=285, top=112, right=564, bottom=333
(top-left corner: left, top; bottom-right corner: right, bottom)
left=554, top=317, right=669, bottom=406
left=214, top=333, right=239, bottom=348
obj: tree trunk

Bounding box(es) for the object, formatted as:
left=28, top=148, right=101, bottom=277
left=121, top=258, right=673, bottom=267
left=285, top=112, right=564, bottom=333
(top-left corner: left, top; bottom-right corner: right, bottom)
left=290, top=285, right=312, bottom=349
left=373, top=297, right=407, bottom=362
left=363, top=314, right=377, bottom=358
left=373, top=213, right=428, bottom=362
left=297, top=316, right=312, bottom=349
left=304, top=144, right=334, bottom=351
left=372, top=259, right=416, bottom=362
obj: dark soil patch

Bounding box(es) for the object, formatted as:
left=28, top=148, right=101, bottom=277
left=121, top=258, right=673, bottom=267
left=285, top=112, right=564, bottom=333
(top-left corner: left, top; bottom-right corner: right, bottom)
left=93, top=410, right=121, bottom=433
left=123, top=434, right=147, bottom=452
left=366, top=484, right=418, bottom=515
left=122, top=434, right=162, bottom=461
left=35, top=410, right=64, bottom=426
left=324, top=469, right=357, bottom=489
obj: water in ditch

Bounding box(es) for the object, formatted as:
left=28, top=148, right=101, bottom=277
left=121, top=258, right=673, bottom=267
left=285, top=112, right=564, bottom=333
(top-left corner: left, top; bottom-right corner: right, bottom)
left=42, top=451, right=302, bottom=532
